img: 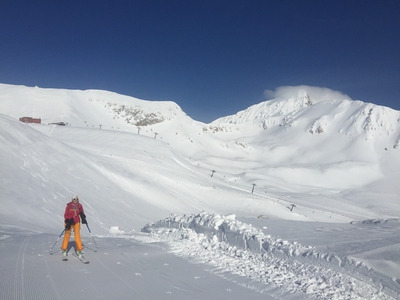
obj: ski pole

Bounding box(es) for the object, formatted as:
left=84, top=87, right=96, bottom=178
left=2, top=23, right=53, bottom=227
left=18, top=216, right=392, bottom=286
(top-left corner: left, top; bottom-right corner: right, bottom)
left=85, top=223, right=98, bottom=251
left=49, top=228, right=65, bottom=254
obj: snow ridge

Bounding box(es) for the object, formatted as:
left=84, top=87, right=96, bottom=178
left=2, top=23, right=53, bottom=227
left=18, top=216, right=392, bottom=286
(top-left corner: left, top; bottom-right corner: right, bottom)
left=142, top=212, right=397, bottom=299
left=0, top=84, right=188, bottom=130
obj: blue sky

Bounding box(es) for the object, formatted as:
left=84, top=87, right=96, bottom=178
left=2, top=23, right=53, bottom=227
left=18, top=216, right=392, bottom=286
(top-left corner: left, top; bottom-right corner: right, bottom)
left=1, top=1, right=399, bottom=122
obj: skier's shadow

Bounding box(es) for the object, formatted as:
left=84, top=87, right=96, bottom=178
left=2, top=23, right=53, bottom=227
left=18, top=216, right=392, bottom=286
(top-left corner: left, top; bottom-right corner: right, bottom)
left=65, top=241, right=97, bottom=253
left=50, top=241, right=76, bottom=254
left=65, top=241, right=78, bottom=254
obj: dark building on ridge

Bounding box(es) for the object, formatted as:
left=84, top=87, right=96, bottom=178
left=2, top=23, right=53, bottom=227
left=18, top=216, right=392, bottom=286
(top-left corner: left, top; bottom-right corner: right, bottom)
left=19, top=117, right=41, bottom=124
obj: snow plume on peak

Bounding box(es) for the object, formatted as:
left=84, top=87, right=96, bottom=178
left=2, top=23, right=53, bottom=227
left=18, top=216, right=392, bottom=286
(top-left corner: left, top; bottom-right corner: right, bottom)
left=264, top=85, right=352, bottom=103
left=213, top=85, right=351, bottom=127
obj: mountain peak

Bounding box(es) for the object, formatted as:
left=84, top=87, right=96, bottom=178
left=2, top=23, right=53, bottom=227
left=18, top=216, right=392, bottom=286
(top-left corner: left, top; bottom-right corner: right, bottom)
left=210, top=86, right=400, bottom=149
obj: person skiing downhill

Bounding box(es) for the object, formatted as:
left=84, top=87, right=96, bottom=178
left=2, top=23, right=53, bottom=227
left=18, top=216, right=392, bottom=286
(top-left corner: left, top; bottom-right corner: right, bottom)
left=61, top=196, right=87, bottom=258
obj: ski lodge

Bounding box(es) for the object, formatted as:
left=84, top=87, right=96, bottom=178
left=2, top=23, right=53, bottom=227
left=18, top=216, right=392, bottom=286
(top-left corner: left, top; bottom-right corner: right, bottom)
left=19, top=117, right=41, bottom=124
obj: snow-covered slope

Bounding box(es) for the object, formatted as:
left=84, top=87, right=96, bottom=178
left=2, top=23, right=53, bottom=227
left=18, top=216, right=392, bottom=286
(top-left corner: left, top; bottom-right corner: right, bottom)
left=4, top=111, right=357, bottom=234
left=1, top=83, right=399, bottom=224
left=1, top=83, right=400, bottom=299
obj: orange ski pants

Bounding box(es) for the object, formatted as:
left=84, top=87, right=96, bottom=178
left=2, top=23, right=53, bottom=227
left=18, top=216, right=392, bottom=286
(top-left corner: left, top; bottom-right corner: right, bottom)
left=61, top=222, right=83, bottom=251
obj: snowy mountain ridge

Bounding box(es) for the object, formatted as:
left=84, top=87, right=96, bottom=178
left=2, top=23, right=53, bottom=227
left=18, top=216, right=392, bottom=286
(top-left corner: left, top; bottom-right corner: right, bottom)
left=1, top=83, right=400, bottom=146
left=0, top=83, right=188, bottom=130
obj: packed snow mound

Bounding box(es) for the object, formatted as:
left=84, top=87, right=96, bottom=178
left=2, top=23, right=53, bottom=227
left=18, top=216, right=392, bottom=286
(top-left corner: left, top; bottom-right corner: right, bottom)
left=141, top=212, right=397, bottom=299
left=108, top=226, right=125, bottom=235
left=142, top=212, right=266, bottom=253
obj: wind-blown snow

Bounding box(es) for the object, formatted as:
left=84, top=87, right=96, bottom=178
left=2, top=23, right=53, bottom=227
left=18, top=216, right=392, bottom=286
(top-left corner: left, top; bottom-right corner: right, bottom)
left=264, top=85, right=352, bottom=102
left=0, top=83, right=399, bottom=299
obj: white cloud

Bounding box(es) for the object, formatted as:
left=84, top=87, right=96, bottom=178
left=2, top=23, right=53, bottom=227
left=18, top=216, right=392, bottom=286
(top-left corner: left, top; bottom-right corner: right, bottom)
left=264, top=85, right=352, bottom=102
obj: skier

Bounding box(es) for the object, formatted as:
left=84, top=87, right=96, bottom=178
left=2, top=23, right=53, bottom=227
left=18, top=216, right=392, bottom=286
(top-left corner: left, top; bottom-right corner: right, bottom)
left=61, top=195, right=87, bottom=258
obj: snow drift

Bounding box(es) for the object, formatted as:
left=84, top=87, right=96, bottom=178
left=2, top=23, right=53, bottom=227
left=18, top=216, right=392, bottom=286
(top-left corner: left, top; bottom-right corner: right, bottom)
left=141, top=212, right=399, bottom=299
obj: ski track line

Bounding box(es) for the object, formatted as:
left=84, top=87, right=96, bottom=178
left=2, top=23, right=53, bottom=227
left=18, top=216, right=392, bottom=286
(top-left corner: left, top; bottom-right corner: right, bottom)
left=45, top=236, right=105, bottom=300
left=24, top=236, right=58, bottom=300
left=0, top=234, right=23, bottom=300
left=92, top=253, right=148, bottom=300
left=13, top=235, right=30, bottom=300
left=41, top=238, right=63, bottom=300
left=68, top=253, right=106, bottom=300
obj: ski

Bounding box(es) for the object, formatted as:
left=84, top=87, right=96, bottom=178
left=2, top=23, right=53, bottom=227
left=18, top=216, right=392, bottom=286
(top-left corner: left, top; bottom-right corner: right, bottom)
left=72, top=253, right=89, bottom=264
left=61, top=250, right=68, bottom=261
